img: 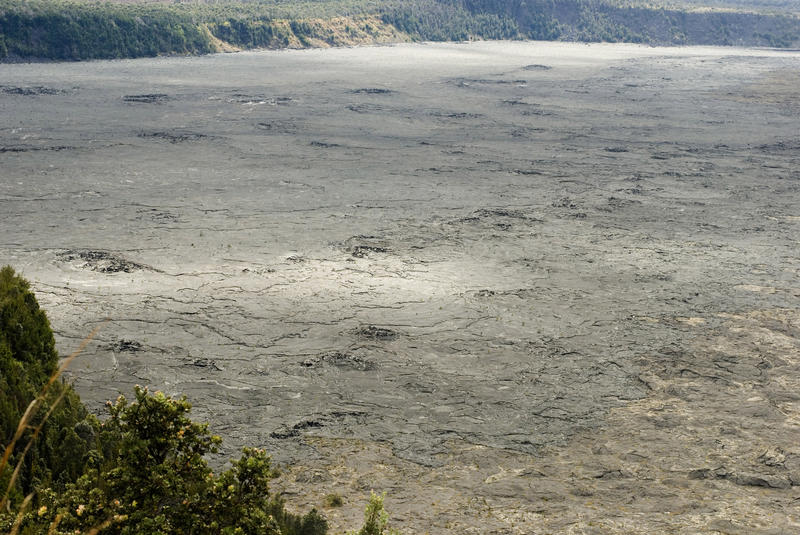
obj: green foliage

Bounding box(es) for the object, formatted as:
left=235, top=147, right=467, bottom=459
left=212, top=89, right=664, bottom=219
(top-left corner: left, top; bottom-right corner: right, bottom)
left=0, top=266, right=91, bottom=505
left=269, top=499, right=329, bottom=535
left=208, top=17, right=290, bottom=49
left=348, top=492, right=399, bottom=535
left=380, top=0, right=520, bottom=41
left=670, top=0, right=799, bottom=12
left=324, top=492, right=343, bottom=507
left=0, top=0, right=215, bottom=60
left=0, top=266, right=328, bottom=535
left=1, top=0, right=799, bottom=62
left=83, top=388, right=228, bottom=534
left=475, top=0, right=800, bottom=45
left=0, top=265, right=58, bottom=382
left=3, top=385, right=329, bottom=534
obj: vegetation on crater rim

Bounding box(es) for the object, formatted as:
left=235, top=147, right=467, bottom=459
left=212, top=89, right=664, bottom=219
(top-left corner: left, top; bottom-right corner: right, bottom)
left=0, top=0, right=798, bottom=61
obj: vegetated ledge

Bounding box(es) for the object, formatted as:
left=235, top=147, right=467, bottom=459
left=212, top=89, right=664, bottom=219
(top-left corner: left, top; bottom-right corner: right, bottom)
left=0, top=0, right=799, bottom=62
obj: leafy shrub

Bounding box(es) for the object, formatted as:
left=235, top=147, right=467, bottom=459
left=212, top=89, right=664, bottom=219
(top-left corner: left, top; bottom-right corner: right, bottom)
left=0, top=266, right=91, bottom=505
left=348, top=492, right=399, bottom=535
left=3, top=386, right=330, bottom=535
left=0, top=266, right=401, bottom=534
left=0, top=266, right=328, bottom=535
left=324, top=493, right=343, bottom=507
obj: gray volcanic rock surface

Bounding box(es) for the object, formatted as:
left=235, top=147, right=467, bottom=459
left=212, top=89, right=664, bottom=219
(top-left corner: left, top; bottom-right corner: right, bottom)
left=1, top=42, right=799, bottom=533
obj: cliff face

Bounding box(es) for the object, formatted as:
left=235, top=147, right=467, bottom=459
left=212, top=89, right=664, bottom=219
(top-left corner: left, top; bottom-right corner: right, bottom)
left=206, top=15, right=412, bottom=51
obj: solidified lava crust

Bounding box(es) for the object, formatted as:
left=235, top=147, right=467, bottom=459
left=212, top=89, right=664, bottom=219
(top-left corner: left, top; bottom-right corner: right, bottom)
left=1, top=42, right=799, bottom=534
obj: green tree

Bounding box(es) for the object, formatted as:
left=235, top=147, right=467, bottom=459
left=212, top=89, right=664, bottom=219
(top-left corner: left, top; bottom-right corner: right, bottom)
left=5, top=385, right=327, bottom=534
left=0, top=266, right=91, bottom=506
left=348, top=492, right=399, bottom=535
left=0, top=266, right=328, bottom=535
left=17, top=387, right=317, bottom=535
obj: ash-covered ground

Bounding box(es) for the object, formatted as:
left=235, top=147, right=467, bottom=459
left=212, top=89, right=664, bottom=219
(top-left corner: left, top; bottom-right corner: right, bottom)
left=1, top=42, right=799, bottom=533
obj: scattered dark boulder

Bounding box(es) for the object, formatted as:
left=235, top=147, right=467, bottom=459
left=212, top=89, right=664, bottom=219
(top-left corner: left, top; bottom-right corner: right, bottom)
left=552, top=197, right=577, bottom=209
left=347, top=103, right=384, bottom=113
left=1, top=85, right=66, bottom=95
left=227, top=94, right=292, bottom=105
left=356, top=325, right=398, bottom=341
left=301, top=351, right=375, bottom=371
left=122, top=93, right=168, bottom=103
left=256, top=120, right=296, bottom=133
left=730, top=472, right=791, bottom=489
left=58, top=250, right=152, bottom=273
left=341, top=235, right=390, bottom=258
left=270, top=418, right=324, bottom=439
left=0, top=145, right=73, bottom=153
left=187, top=358, right=223, bottom=371
left=473, top=208, right=526, bottom=219
left=138, top=131, right=206, bottom=143
left=350, top=88, right=393, bottom=94
left=351, top=245, right=388, bottom=258
left=428, top=110, right=482, bottom=119
left=106, top=339, right=142, bottom=352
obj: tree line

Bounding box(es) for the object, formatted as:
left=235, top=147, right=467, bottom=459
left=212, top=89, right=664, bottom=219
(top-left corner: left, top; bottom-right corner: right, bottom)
left=0, top=0, right=798, bottom=61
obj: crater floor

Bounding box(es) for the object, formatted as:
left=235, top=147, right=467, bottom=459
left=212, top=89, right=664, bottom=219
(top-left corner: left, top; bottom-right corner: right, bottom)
left=1, top=42, right=799, bottom=533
